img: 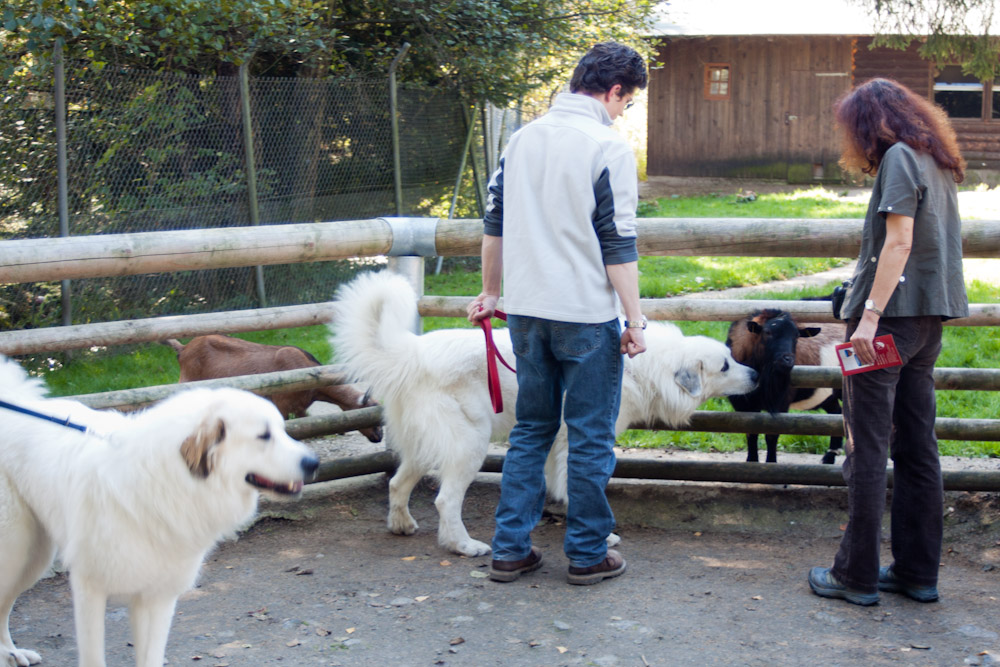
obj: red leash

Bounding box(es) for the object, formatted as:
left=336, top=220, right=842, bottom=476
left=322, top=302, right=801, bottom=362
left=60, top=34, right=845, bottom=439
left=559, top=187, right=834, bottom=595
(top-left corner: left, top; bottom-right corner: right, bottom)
left=478, top=309, right=516, bottom=413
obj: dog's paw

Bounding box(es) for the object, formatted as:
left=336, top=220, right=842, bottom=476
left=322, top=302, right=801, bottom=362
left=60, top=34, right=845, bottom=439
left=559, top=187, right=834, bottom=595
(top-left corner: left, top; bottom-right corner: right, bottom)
left=8, top=647, right=42, bottom=667
left=606, top=532, right=621, bottom=547
left=452, top=538, right=491, bottom=558
left=387, top=511, right=418, bottom=536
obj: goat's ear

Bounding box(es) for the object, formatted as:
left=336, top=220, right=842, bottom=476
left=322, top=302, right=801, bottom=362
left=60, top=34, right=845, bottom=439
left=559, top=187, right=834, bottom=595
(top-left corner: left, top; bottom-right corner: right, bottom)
left=674, top=364, right=703, bottom=398
left=181, top=417, right=226, bottom=478
left=798, top=327, right=821, bottom=338
left=746, top=321, right=762, bottom=335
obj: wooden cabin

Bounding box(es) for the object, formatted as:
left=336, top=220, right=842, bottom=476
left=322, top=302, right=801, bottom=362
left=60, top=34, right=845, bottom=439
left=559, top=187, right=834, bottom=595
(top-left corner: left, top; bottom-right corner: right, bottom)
left=646, top=1, right=1000, bottom=181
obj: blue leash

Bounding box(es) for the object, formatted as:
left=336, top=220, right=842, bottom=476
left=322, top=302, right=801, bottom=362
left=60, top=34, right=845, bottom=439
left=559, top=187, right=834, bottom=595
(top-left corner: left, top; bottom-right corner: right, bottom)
left=0, top=398, right=88, bottom=433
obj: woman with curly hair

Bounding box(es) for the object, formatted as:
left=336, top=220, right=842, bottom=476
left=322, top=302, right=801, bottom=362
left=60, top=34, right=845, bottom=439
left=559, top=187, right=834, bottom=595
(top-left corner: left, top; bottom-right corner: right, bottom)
left=808, top=78, right=969, bottom=606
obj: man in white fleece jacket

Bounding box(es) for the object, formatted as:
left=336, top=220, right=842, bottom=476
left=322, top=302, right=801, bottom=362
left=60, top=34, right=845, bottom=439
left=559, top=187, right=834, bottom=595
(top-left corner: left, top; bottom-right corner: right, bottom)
left=466, top=42, right=648, bottom=586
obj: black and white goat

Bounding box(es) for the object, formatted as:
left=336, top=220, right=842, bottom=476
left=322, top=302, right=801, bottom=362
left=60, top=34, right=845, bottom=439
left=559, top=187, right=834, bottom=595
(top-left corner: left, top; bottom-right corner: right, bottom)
left=726, top=309, right=846, bottom=464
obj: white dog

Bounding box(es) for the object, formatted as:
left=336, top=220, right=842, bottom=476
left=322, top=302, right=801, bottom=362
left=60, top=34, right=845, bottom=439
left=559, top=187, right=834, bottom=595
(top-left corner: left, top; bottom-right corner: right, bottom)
left=329, top=271, right=758, bottom=557
left=0, top=356, right=318, bottom=667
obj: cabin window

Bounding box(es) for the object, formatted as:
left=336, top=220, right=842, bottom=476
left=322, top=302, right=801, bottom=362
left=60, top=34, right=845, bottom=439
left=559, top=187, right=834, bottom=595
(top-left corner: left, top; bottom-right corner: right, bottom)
left=704, top=64, right=730, bottom=100
left=934, top=65, right=983, bottom=118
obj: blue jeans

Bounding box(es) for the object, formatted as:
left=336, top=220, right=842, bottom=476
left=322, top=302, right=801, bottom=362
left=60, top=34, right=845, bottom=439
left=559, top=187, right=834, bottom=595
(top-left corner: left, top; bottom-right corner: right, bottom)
left=832, top=316, right=944, bottom=593
left=492, top=315, right=623, bottom=568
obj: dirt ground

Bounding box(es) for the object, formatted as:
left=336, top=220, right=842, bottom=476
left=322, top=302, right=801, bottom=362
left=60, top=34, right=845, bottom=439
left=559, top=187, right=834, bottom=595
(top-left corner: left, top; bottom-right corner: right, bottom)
left=9, top=429, right=1000, bottom=667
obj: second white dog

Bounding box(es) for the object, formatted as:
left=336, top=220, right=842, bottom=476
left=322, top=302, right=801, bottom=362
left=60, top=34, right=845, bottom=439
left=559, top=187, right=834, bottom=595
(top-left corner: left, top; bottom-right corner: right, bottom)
left=0, top=356, right=318, bottom=667
left=330, top=271, right=758, bottom=557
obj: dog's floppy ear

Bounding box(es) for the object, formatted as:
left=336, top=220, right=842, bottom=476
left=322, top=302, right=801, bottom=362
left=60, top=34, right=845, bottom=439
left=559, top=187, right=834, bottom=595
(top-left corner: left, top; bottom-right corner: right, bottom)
left=181, top=417, right=226, bottom=478
left=674, top=362, right=703, bottom=398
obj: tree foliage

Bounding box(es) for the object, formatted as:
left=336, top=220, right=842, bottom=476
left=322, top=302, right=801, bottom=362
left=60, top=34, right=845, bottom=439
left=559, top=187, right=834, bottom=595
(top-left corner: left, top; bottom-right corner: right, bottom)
left=0, top=1, right=657, bottom=330
left=859, top=0, right=1000, bottom=80
left=2, top=0, right=658, bottom=103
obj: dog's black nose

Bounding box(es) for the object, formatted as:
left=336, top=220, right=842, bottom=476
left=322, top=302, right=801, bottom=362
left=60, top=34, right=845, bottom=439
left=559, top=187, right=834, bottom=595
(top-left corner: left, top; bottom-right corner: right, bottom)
left=301, top=455, right=320, bottom=479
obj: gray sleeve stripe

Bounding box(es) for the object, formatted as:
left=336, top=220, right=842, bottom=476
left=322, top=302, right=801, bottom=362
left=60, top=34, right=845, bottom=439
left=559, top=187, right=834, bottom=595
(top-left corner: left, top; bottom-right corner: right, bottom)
left=593, top=167, right=638, bottom=264
left=483, top=157, right=505, bottom=236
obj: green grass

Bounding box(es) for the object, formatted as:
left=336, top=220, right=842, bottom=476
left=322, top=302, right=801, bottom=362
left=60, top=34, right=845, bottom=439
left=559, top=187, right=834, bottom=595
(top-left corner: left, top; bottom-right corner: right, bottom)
left=638, top=186, right=867, bottom=219
left=41, top=327, right=333, bottom=397
left=637, top=256, right=848, bottom=297
left=32, top=187, right=999, bottom=459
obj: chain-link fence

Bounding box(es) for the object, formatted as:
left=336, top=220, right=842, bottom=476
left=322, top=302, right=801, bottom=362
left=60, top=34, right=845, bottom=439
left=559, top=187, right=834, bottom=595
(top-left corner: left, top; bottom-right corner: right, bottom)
left=1, top=63, right=492, bottom=333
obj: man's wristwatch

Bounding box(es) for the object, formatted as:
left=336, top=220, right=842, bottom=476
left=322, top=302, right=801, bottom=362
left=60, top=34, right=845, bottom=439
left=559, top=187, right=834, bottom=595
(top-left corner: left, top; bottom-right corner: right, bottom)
left=864, top=299, right=884, bottom=317
left=625, top=317, right=647, bottom=330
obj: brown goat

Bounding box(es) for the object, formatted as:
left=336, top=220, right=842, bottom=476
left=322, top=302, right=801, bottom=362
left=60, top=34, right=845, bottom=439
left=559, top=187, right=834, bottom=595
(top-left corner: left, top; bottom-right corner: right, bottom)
left=726, top=309, right=846, bottom=463
left=164, top=335, right=382, bottom=443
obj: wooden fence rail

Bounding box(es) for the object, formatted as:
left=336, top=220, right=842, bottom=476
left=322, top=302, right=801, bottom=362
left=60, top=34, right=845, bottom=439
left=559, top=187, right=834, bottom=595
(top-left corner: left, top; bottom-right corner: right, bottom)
left=2, top=217, right=998, bottom=483
left=67, top=364, right=1000, bottom=412
left=69, top=364, right=1000, bottom=442
left=3, top=296, right=1000, bottom=355
left=3, top=218, right=1000, bottom=284
left=3, top=218, right=999, bottom=355
left=308, top=451, right=1000, bottom=492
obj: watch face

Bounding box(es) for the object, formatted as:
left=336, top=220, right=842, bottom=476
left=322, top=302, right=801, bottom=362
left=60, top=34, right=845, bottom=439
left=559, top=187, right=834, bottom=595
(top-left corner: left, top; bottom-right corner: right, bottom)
left=865, top=299, right=874, bottom=309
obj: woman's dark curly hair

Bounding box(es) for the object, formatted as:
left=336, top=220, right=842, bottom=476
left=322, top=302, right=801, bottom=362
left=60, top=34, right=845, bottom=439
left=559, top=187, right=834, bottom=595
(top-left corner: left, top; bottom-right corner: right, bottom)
left=569, top=42, right=648, bottom=96
left=835, top=77, right=965, bottom=183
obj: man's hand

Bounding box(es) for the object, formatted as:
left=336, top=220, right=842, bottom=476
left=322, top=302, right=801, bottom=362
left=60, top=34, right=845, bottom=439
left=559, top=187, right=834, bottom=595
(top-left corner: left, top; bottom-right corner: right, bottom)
left=467, top=293, right=499, bottom=323
left=621, top=327, right=646, bottom=358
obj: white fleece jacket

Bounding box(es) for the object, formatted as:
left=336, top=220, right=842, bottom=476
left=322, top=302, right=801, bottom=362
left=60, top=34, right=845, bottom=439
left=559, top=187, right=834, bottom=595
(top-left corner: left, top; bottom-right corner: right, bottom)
left=483, top=92, right=640, bottom=324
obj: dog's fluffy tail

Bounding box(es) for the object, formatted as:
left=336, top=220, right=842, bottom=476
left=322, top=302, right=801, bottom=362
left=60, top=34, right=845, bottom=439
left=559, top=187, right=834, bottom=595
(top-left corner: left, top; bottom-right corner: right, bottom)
left=0, top=355, right=47, bottom=402
left=329, top=271, right=422, bottom=403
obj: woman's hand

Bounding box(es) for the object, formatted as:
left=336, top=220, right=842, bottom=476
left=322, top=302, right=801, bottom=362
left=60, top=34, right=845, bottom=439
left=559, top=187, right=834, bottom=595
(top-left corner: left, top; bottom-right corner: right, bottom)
left=849, top=312, right=880, bottom=365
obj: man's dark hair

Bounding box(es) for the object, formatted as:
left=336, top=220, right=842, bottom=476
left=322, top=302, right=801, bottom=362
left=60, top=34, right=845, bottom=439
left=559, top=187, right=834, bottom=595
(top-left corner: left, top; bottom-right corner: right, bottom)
left=569, top=42, right=648, bottom=96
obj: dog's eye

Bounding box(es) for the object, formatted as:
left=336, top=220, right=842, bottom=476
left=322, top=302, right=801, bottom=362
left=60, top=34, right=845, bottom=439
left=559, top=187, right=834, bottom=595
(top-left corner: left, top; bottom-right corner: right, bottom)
left=258, top=428, right=271, bottom=441
left=721, top=360, right=730, bottom=373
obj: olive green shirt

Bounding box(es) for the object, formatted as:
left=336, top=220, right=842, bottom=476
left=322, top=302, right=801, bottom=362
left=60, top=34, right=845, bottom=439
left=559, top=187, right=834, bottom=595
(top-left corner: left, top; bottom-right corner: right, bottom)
left=842, top=142, right=969, bottom=320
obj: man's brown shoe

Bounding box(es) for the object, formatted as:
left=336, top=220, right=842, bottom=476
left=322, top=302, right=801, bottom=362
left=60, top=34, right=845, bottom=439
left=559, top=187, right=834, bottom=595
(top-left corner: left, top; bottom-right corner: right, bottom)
left=489, top=547, right=543, bottom=582
left=567, top=549, right=626, bottom=585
